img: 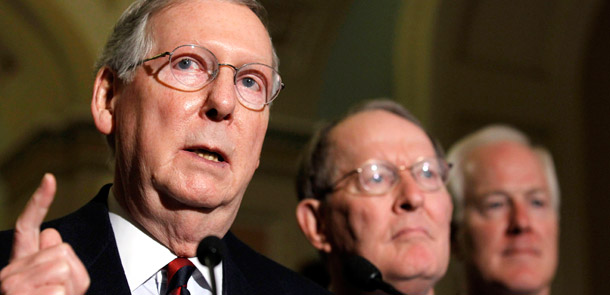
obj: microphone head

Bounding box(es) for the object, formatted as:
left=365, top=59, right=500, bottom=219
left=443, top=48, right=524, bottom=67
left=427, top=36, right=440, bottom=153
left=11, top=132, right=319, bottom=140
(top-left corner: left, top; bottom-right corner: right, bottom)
left=197, top=235, right=225, bottom=267
left=342, top=254, right=384, bottom=292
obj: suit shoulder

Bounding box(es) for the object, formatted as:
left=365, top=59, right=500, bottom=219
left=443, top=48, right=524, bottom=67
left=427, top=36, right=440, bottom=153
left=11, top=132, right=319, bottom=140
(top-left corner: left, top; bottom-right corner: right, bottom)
left=224, top=232, right=331, bottom=295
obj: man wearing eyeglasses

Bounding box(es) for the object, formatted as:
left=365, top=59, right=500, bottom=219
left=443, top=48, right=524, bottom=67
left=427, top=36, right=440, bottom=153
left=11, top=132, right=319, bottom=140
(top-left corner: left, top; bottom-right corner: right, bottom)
left=446, top=125, right=559, bottom=295
left=0, top=1, right=329, bottom=295
left=295, top=99, right=453, bottom=295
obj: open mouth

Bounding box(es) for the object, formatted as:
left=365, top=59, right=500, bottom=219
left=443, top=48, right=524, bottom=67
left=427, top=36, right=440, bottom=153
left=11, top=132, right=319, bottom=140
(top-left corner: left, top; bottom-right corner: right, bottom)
left=186, top=148, right=225, bottom=163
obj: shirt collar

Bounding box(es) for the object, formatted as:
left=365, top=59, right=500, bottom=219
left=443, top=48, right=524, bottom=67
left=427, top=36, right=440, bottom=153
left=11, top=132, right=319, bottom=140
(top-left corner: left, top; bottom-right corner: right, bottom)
left=107, top=187, right=221, bottom=292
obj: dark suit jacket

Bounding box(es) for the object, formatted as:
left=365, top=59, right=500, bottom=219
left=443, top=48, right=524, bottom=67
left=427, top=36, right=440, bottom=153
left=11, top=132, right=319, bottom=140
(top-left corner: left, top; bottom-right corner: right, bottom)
left=0, top=184, right=331, bottom=295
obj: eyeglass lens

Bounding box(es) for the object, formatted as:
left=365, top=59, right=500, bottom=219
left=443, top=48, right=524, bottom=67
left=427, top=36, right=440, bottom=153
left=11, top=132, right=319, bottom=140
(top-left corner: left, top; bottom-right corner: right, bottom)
left=358, top=159, right=447, bottom=194
left=157, top=45, right=281, bottom=110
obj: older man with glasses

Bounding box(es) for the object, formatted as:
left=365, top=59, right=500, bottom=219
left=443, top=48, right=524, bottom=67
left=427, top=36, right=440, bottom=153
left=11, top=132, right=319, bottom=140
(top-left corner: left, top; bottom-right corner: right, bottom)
left=295, top=99, right=453, bottom=295
left=0, top=1, right=328, bottom=295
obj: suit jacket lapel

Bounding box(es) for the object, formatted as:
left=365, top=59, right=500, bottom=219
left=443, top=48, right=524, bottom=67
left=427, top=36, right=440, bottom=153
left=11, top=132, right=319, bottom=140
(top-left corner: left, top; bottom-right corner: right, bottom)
left=222, top=232, right=257, bottom=295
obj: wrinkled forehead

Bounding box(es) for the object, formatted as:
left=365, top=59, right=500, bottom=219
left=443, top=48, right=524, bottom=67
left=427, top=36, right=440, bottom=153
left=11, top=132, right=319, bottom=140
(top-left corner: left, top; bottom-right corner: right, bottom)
left=329, top=110, right=436, bottom=170
left=464, top=141, right=548, bottom=193
left=148, top=0, right=273, bottom=65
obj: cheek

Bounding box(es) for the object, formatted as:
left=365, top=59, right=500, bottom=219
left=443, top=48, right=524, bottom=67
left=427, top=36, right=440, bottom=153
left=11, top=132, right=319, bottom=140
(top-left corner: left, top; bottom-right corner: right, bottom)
left=325, top=206, right=354, bottom=250
left=465, top=219, right=503, bottom=259
left=137, top=100, right=188, bottom=155
left=539, top=217, right=559, bottom=251
left=121, top=84, right=189, bottom=133
left=348, top=205, right=382, bottom=237
left=426, top=192, right=453, bottom=228
left=252, top=112, right=269, bottom=139
left=155, top=92, right=196, bottom=130
left=234, top=110, right=268, bottom=152
left=118, top=85, right=195, bottom=159
left=327, top=199, right=388, bottom=251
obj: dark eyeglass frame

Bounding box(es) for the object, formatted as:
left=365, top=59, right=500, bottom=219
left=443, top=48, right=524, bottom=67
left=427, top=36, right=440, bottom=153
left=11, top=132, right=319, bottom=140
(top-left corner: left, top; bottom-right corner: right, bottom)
left=330, top=157, right=452, bottom=195
left=139, top=44, right=285, bottom=110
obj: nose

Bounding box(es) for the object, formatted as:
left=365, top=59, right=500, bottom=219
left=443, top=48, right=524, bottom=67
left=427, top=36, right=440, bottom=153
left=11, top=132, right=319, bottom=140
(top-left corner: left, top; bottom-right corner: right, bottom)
left=507, top=201, right=532, bottom=235
left=200, top=67, right=237, bottom=121
left=393, top=173, right=425, bottom=213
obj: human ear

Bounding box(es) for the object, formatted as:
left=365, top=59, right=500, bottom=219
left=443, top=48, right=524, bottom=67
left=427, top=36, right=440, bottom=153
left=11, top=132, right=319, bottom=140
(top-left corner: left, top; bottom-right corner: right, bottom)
left=91, top=66, right=119, bottom=135
left=296, top=199, right=332, bottom=253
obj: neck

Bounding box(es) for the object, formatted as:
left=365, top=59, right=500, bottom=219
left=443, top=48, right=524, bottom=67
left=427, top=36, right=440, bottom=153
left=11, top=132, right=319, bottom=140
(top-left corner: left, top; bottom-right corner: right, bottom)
left=328, top=259, right=434, bottom=295
left=111, top=178, right=235, bottom=257
left=468, top=285, right=550, bottom=295
left=466, top=271, right=550, bottom=295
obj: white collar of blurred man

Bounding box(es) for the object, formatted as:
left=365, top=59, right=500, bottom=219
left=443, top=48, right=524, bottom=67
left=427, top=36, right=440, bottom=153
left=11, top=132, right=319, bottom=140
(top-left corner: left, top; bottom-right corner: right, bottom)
left=447, top=125, right=559, bottom=295
left=296, top=100, right=453, bottom=295
left=91, top=0, right=276, bottom=257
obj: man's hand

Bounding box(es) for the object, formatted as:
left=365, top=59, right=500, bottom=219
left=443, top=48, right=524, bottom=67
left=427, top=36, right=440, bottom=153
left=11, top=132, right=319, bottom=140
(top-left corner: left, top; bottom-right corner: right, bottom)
left=0, top=174, right=90, bottom=294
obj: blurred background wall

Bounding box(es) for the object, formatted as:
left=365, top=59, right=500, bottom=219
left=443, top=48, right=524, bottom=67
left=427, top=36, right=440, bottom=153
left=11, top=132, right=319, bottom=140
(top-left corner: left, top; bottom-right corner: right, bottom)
left=1, top=0, right=608, bottom=294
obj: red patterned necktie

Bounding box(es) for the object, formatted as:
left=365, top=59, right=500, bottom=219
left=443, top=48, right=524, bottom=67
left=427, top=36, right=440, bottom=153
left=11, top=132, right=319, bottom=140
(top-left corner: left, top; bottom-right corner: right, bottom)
left=166, top=257, right=196, bottom=295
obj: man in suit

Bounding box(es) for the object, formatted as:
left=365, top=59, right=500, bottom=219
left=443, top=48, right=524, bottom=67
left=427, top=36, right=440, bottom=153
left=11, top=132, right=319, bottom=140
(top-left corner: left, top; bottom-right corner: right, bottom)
left=0, top=1, right=330, bottom=295
left=295, top=100, right=453, bottom=295
left=446, top=125, right=559, bottom=295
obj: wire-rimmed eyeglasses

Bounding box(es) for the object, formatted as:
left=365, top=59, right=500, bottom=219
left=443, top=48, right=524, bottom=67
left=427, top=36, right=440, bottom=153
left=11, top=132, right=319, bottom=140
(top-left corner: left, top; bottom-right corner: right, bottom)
left=331, top=157, right=452, bottom=195
left=140, top=44, right=284, bottom=111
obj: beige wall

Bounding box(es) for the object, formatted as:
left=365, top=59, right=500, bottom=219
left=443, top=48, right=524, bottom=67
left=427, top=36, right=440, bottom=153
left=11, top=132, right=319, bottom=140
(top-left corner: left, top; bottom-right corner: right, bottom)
left=1, top=0, right=607, bottom=294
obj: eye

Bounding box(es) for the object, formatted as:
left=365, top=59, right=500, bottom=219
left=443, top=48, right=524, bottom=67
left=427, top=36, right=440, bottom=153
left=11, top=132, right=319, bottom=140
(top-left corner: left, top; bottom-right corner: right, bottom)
left=413, top=161, right=443, bottom=188
left=235, top=73, right=268, bottom=106
left=531, top=199, right=546, bottom=207
left=528, top=190, right=550, bottom=208
left=419, top=167, right=437, bottom=179
left=362, top=172, right=391, bottom=189
left=359, top=163, right=396, bottom=194
left=486, top=200, right=506, bottom=209
left=173, top=57, right=203, bottom=72
left=480, top=194, right=509, bottom=211
left=236, top=68, right=267, bottom=91
left=236, top=65, right=274, bottom=98
left=178, top=58, right=193, bottom=70
left=370, top=172, right=385, bottom=183
left=239, top=76, right=261, bottom=90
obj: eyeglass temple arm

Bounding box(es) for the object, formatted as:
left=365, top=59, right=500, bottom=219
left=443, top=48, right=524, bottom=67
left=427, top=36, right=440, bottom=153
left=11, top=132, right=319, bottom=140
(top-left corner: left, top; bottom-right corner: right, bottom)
left=125, top=51, right=171, bottom=71
left=141, top=51, right=171, bottom=64
left=330, top=169, right=361, bottom=190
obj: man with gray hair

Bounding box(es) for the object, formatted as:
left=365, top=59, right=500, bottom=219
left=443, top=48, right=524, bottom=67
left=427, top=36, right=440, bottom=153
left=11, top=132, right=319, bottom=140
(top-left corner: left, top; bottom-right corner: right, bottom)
left=447, top=125, right=559, bottom=295
left=0, top=1, right=329, bottom=295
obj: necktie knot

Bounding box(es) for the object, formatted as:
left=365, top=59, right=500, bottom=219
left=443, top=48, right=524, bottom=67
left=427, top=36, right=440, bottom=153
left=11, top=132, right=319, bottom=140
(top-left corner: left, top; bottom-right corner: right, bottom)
left=166, top=257, right=196, bottom=295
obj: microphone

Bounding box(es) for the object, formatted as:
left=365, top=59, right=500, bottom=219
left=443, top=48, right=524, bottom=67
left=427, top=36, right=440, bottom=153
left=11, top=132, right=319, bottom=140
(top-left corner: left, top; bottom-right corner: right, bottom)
left=343, top=254, right=405, bottom=295
left=197, top=236, right=225, bottom=295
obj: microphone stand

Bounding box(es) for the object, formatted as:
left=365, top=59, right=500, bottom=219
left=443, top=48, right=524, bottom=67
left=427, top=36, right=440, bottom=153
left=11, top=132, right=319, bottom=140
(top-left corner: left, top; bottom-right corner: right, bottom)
left=343, top=254, right=405, bottom=295
left=203, top=257, right=218, bottom=295
left=197, top=236, right=225, bottom=295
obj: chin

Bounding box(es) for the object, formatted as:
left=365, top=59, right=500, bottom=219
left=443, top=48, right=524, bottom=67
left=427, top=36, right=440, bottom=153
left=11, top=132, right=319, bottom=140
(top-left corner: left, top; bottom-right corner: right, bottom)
left=479, top=263, right=549, bottom=295
left=390, top=277, right=436, bottom=295
left=499, top=271, right=550, bottom=294
left=393, top=245, right=446, bottom=276
left=156, top=178, right=230, bottom=209
left=383, top=264, right=443, bottom=295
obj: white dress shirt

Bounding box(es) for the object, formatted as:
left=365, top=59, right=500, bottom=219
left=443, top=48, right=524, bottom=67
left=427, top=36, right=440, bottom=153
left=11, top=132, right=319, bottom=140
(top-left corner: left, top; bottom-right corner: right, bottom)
left=107, top=188, right=223, bottom=295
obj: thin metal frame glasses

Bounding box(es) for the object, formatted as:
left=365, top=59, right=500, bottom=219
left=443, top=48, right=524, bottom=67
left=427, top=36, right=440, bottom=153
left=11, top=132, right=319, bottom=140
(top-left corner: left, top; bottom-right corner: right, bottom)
left=331, top=157, right=452, bottom=195
left=141, top=44, right=284, bottom=110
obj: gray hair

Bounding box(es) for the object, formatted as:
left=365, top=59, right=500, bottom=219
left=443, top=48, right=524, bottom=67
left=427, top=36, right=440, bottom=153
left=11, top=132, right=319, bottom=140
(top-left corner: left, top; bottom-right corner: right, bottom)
left=94, top=0, right=279, bottom=83
left=446, top=124, right=560, bottom=222
left=296, top=99, right=445, bottom=201
left=95, top=0, right=278, bottom=152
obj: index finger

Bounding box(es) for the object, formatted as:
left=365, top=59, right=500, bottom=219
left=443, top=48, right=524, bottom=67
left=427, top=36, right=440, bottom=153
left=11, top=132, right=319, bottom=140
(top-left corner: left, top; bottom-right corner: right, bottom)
left=11, top=173, right=57, bottom=260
